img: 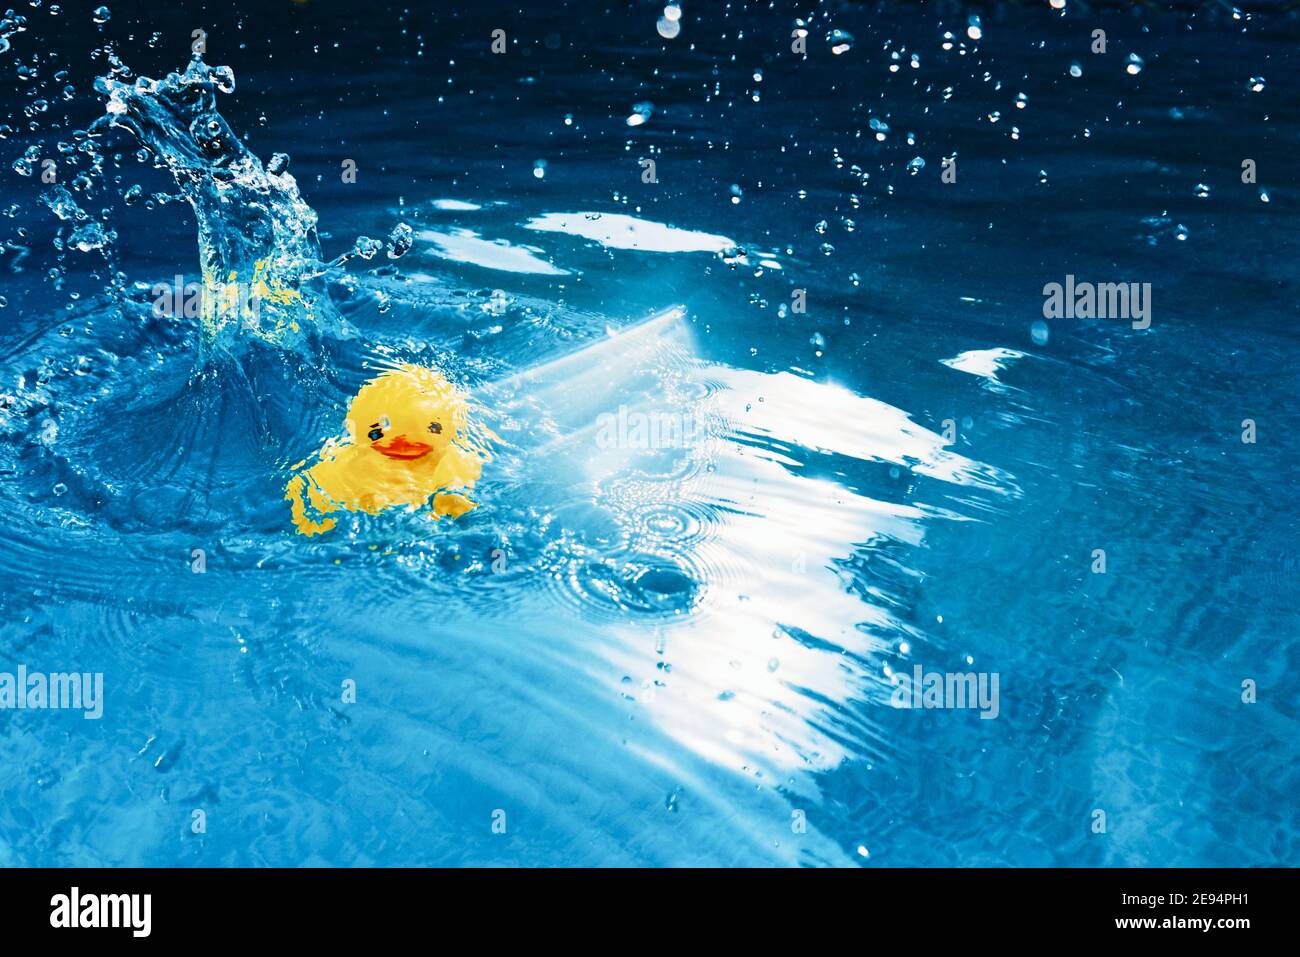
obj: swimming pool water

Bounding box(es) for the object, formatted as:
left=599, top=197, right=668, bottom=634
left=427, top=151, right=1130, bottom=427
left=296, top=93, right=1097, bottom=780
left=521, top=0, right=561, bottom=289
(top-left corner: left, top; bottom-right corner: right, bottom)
left=0, top=0, right=1296, bottom=867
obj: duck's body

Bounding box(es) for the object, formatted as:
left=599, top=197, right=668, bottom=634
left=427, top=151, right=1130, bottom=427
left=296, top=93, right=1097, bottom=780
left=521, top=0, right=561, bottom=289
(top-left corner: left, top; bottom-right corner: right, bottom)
left=286, top=364, right=487, bottom=536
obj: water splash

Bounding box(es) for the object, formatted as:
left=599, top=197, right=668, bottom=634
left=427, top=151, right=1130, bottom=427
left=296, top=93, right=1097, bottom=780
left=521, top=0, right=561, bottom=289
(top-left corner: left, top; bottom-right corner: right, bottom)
left=91, top=56, right=325, bottom=347
left=91, top=54, right=406, bottom=352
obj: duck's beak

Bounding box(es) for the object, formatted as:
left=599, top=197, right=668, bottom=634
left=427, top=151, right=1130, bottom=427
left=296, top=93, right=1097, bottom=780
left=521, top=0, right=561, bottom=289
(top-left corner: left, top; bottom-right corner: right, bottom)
left=372, top=434, right=434, bottom=460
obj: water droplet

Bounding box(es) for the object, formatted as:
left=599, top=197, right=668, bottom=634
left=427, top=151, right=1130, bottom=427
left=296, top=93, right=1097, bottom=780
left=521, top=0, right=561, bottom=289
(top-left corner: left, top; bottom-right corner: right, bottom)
left=906, top=156, right=925, bottom=174
left=532, top=159, right=547, bottom=179
left=353, top=236, right=383, bottom=260
left=1126, top=53, right=1144, bottom=75
left=966, top=15, right=982, bottom=40
left=826, top=29, right=854, bottom=55
left=656, top=8, right=681, bottom=40
left=1031, top=320, right=1049, bottom=346
left=92, top=6, right=110, bottom=25
left=69, top=223, right=111, bottom=252
left=626, top=101, right=654, bottom=127
left=386, top=222, right=413, bottom=259
left=1248, top=75, right=1265, bottom=93
left=1194, top=183, right=1210, bottom=199
left=1069, top=62, right=1083, bottom=78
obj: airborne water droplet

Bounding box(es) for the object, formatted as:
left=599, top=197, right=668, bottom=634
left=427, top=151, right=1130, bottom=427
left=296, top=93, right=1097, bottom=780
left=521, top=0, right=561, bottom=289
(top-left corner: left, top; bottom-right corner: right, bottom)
left=626, top=101, right=654, bottom=127
left=386, top=222, right=413, bottom=259
left=826, top=29, right=854, bottom=55
left=656, top=5, right=681, bottom=40
left=353, top=236, right=383, bottom=260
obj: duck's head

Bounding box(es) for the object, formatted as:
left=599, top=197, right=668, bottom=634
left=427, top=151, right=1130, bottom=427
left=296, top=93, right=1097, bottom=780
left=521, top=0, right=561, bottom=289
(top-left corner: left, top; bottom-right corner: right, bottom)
left=345, top=364, right=467, bottom=464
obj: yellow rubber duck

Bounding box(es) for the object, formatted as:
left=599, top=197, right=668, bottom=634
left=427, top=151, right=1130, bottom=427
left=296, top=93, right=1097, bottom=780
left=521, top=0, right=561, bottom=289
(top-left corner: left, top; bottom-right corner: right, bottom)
left=285, top=363, right=490, bottom=536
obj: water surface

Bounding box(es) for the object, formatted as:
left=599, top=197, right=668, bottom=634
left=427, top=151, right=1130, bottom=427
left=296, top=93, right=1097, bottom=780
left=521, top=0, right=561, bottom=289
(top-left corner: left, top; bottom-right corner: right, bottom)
left=0, top=1, right=1296, bottom=866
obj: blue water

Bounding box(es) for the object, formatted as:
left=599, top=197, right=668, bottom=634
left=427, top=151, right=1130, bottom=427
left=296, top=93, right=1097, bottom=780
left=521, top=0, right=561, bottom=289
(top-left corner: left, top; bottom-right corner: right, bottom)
left=1, top=1, right=1297, bottom=866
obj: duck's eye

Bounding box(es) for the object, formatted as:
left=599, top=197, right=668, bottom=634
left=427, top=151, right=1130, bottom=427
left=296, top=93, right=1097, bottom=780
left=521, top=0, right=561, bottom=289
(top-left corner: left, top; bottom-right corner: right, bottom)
left=367, top=427, right=384, bottom=442
left=428, top=422, right=442, bottom=435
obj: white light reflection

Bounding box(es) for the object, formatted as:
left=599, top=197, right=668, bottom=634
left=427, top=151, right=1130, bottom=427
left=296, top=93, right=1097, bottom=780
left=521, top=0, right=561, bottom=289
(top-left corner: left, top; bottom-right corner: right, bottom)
left=490, top=311, right=1016, bottom=803
left=416, top=227, right=568, bottom=275
left=524, top=212, right=736, bottom=254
